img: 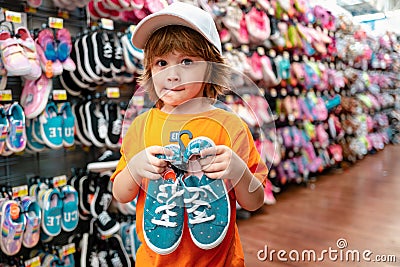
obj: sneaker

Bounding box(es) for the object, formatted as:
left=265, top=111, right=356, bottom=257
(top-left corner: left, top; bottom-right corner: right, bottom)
left=61, top=185, right=79, bottom=232
left=110, top=33, right=125, bottom=74
left=15, top=27, right=42, bottom=81
left=20, top=196, right=41, bottom=248
left=31, top=116, right=45, bottom=145
left=58, top=102, right=75, bottom=147
left=95, top=211, right=120, bottom=236
left=0, top=199, right=26, bottom=255
left=97, top=250, right=111, bottom=267
left=143, top=171, right=185, bottom=255
left=87, top=150, right=121, bottom=172
left=92, top=32, right=113, bottom=74
left=108, top=235, right=131, bottom=267
left=182, top=137, right=230, bottom=250
left=39, top=102, right=63, bottom=149
left=90, top=172, right=113, bottom=218
left=81, top=33, right=102, bottom=83
left=72, top=102, right=92, bottom=147
left=182, top=174, right=230, bottom=250
left=6, top=102, right=26, bottom=153
left=129, top=222, right=141, bottom=261
left=119, top=222, right=133, bottom=257
left=85, top=100, right=107, bottom=147
left=20, top=73, right=52, bottom=119
left=104, top=101, right=122, bottom=148
left=40, top=188, right=63, bottom=236
left=0, top=106, right=9, bottom=153
left=78, top=173, right=95, bottom=220
left=62, top=254, right=75, bottom=267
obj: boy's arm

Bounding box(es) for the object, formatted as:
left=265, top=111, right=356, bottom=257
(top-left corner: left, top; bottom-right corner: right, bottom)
left=232, top=162, right=265, bottom=211
left=112, top=166, right=142, bottom=203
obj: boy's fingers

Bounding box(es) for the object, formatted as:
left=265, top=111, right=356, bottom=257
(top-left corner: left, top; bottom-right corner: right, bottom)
left=200, top=146, right=217, bottom=158
left=147, top=145, right=169, bottom=156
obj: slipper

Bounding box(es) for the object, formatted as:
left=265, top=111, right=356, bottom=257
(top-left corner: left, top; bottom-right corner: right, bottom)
left=26, top=119, right=46, bottom=152
left=20, top=196, right=41, bottom=248
left=61, top=185, right=79, bottom=232
left=0, top=199, right=26, bottom=256
left=58, top=102, right=75, bottom=147
left=56, top=28, right=74, bottom=65
left=39, top=102, right=63, bottom=149
left=40, top=188, right=63, bottom=236
left=0, top=106, right=9, bottom=154
left=6, top=102, right=26, bottom=153
left=37, top=28, right=57, bottom=62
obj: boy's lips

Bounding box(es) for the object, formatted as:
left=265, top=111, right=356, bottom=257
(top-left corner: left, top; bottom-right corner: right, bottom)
left=164, top=87, right=185, bottom=91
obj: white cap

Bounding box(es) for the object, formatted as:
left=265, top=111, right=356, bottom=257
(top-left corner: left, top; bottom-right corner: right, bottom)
left=131, top=2, right=222, bottom=54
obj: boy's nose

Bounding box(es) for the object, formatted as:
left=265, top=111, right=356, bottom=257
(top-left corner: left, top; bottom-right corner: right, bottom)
left=166, top=66, right=180, bottom=83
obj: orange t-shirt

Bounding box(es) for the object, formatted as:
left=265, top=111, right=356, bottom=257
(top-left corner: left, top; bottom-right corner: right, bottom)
left=111, top=108, right=268, bottom=267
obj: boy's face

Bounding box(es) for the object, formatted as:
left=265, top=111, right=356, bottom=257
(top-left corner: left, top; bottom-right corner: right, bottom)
left=151, top=51, right=208, bottom=112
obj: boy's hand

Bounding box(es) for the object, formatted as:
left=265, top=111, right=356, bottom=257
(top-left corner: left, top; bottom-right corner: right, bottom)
left=127, top=146, right=173, bottom=181
left=199, top=145, right=247, bottom=183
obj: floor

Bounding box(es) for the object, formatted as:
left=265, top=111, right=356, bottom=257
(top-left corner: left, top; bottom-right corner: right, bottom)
left=237, top=145, right=400, bottom=267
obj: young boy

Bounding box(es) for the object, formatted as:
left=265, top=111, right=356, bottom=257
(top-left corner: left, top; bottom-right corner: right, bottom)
left=111, top=2, right=268, bottom=266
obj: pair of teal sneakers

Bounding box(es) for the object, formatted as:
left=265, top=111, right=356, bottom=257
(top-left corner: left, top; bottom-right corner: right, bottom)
left=143, top=137, right=231, bottom=255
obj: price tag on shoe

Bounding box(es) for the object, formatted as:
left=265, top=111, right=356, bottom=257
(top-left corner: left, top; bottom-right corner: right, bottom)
left=49, top=17, right=64, bottom=29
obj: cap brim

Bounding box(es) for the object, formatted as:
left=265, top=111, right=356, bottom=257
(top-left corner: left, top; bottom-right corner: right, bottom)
left=132, top=14, right=206, bottom=50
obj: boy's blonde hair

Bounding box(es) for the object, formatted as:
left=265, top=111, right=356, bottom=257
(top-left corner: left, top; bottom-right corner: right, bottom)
left=138, top=25, right=230, bottom=108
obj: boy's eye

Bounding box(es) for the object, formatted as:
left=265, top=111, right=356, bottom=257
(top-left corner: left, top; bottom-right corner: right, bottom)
left=156, top=60, right=167, bottom=67
left=181, top=59, right=193, bottom=66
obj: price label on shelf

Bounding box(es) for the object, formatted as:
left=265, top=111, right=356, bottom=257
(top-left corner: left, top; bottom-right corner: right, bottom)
left=58, top=10, right=70, bottom=19
left=0, top=90, right=12, bottom=102
left=25, top=256, right=41, bottom=267
left=59, top=243, right=76, bottom=259
left=5, top=10, right=22, bottom=24
left=53, top=175, right=67, bottom=188
left=12, top=185, right=28, bottom=199
left=106, top=87, right=120, bottom=98
left=101, top=18, right=114, bottom=30
left=24, top=6, right=37, bottom=13
left=53, top=90, right=67, bottom=101
left=49, top=17, right=63, bottom=29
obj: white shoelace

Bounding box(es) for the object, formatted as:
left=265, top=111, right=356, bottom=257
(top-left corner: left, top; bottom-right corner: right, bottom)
left=90, top=252, right=99, bottom=267
left=98, top=150, right=113, bottom=161
left=98, top=211, right=112, bottom=226
left=111, top=253, right=123, bottom=267
left=98, top=251, right=108, bottom=267
left=99, top=193, right=112, bottom=209
left=111, top=119, right=122, bottom=135
left=184, top=185, right=219, bottom=225
left=150, top=180, right=184, bottom=228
